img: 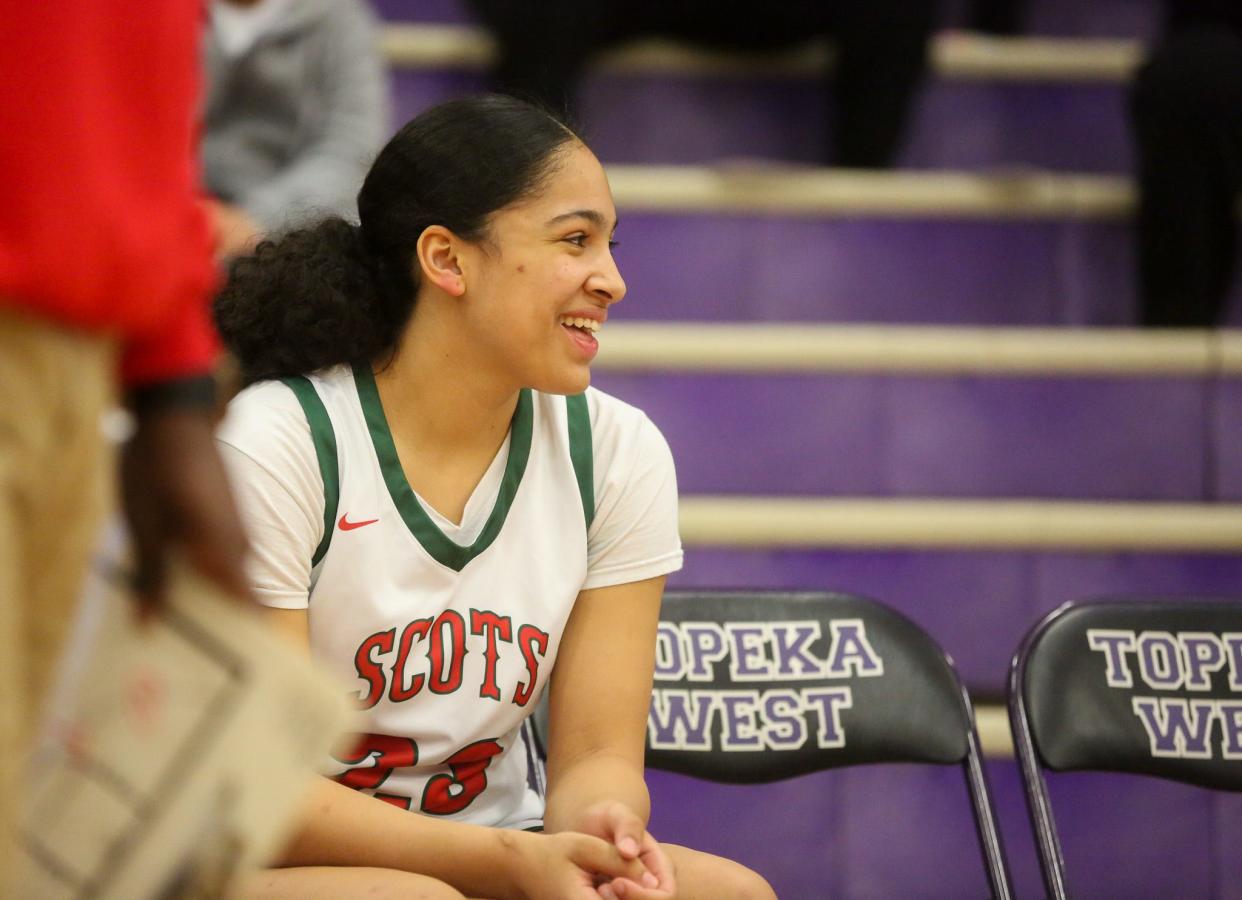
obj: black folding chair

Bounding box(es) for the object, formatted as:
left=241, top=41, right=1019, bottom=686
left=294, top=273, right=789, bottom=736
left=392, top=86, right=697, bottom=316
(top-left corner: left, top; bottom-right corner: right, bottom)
left=646, top=590, right=1013, bottom=899
left=1009, top=599, right=1242, bottom=899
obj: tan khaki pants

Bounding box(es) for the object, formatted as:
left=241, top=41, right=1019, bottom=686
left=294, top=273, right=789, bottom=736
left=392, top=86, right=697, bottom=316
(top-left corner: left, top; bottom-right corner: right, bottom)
left=0, top=309, right=115, bottom=883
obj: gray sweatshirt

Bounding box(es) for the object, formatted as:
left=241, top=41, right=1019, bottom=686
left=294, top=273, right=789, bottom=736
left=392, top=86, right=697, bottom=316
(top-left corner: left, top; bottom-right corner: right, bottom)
left=202, top=0, right=390, bottom=232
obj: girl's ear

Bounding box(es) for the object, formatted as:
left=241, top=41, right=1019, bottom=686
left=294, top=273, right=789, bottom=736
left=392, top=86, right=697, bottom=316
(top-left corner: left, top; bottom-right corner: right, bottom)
left=415, top=225, right=465, bottom=297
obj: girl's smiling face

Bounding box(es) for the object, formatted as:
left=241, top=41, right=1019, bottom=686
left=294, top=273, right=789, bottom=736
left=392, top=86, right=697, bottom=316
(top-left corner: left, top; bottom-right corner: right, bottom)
left=458, top=141, right=626, bottom=396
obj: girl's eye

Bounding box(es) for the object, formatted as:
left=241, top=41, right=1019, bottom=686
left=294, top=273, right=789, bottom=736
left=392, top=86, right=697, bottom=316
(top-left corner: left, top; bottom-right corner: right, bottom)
left=562, top=234, right=619, bottom=250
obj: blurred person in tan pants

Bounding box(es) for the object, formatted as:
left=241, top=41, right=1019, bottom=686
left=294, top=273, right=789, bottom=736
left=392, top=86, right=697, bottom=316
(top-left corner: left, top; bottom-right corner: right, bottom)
left=0, top=1, right=250, bottom=884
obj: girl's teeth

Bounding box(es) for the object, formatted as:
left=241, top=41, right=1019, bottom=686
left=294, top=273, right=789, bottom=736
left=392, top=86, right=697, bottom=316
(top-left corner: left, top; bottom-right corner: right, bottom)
left=561, top=316, right=599, bottom=332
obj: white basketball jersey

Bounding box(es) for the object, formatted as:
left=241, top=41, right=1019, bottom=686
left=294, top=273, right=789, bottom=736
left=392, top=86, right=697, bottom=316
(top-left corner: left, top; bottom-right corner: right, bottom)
left=218, top=363, right=683, bottom=831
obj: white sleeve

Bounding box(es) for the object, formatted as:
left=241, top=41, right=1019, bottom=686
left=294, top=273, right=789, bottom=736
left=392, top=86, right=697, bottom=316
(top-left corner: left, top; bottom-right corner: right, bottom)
left=216, top=382, right=325, bottom=609
left=583, top=395, right=684, bottom=591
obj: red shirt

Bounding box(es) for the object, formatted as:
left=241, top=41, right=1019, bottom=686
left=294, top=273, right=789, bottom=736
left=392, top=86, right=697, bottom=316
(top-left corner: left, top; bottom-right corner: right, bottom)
left=0, top=3, right=218, bottom=386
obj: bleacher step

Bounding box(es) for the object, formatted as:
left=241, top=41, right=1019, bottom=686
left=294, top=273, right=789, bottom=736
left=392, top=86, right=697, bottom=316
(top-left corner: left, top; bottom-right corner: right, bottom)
left=578, top=193, right=1242, bottom=326
left=591, top=326, right=1240, bottom=500
left=594, top=322, right=1240, bottom=374
left=380, top=24, right=1143, bottom=83
left=604, top=165, right=1134, bottom=217
left=677, top=497, right=1242, bottom=552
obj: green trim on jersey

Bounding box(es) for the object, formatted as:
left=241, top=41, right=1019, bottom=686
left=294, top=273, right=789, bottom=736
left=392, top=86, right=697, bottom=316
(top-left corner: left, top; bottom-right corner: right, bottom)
left=565, top=393, right=594, bottom=530
left=352, top=362, right=533, bottom=572
left=280, top=376, right=340, bottom=568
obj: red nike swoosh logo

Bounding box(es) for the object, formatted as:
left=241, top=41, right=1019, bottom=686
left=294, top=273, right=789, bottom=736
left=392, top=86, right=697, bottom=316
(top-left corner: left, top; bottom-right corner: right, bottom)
left=338, top=514, right=379, bottom=531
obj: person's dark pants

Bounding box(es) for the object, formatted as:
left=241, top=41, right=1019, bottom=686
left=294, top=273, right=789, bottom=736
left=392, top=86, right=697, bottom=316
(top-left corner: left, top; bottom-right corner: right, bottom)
left=967, top=0, right=1029, bottom=35
left=1130, top=28, right=1242, bottom=327
left=468, top=0, right=937, bottom=169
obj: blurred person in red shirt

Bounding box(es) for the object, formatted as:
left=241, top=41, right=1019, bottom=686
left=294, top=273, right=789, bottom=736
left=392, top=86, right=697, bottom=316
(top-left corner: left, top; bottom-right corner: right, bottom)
left=0, top=0, right=251, bottom=875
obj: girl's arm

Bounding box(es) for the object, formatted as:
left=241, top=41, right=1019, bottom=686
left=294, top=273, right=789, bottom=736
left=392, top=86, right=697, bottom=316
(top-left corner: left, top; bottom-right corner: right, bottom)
left=281, top=777, right=646, bottom=899
left=543, top=576, right=674, bottom=897
left=543, top=577, right=665, bottom=827
left=260, top=608, right=651, bottom=900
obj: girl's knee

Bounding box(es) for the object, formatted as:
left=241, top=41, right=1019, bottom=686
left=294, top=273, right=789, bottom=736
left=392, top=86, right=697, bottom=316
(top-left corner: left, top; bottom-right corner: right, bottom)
left=722, top=863, right=777, bottom=900
left=663, top=844, right=777, bottom=900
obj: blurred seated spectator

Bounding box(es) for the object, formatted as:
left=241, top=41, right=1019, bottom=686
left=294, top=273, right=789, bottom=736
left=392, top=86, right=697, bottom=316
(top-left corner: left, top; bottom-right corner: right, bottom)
left=966, top=0, right=1028, bottom=35
left=1130, top=0, right=1242, bottom=327
left=202, top=0, right=390, bottom=259
left=467, top=0, right=938, bottom=169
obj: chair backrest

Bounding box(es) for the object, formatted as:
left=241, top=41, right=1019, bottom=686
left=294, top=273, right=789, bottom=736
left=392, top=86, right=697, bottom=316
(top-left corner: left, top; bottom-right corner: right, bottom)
left=648, top=590, right=1013, bottom=898
left=1009, top=598, right=1242, bottom=899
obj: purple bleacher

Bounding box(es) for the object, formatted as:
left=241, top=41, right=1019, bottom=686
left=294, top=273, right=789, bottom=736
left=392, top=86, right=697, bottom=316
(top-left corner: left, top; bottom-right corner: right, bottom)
left=904, top=81, right=1133, bottom=174
left=1213, top=379, right=1242, bottom=501
left=390, top=71, right=477, bottom=128
left=388, top=71, right=1242, bottom=324
left=646, top=762, right=1242, bottom=899
left=605, top=214, right=1072, bottom=324
left=593, top=372, right=1213, bottom=500
left=585, top=76, right=1133, bottom=173
left=670, top=549, right=1242, bottom=690
left=1220, top=795, right=1242, bottom=899
left=391, top=67, right=1133, bottom=173
left=841, top=765, right=1004, bottom=898
left=645, top=765, right=996, bottom=898
left=369, top=0, right=472, bottom=24
left=614, top=215, right=1242, bottom=326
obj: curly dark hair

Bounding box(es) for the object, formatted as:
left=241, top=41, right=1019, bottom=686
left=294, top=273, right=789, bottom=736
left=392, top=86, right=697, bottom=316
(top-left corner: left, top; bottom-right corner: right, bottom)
left=214, top=94, right=580, bottom=385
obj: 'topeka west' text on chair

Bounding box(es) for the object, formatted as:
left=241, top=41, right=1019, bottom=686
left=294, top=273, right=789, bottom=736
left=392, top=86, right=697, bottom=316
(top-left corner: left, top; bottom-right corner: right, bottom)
left=1008, top=598, right=1242, bottom=899
left=645, top=590, right=1014, bottom=899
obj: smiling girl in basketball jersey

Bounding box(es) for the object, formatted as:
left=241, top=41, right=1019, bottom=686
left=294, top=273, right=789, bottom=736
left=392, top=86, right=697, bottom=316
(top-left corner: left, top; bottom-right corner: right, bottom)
left=213, top=96, right=774, bottom=900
